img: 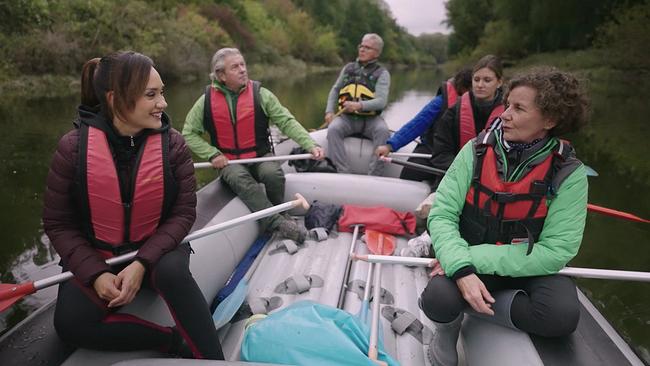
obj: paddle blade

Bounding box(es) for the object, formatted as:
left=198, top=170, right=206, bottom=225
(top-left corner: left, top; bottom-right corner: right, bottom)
left=0, top=282, right=36, bottom=312
left=357, top=300, right=371, bottom=326
left=587, top=204, right=650, bottom=224
left=212, top=278, right=249, bottom=329
left=365, top=230, right=396, bottom=255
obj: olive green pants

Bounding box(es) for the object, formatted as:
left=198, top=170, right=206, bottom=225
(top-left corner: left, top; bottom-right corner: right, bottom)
left=219, top=154, right=285, bottom=233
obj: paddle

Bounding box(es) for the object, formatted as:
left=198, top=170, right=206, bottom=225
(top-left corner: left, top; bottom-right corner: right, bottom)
left=212, top=235, right=274, bottom=329
left=362, top=230, right=395, bottom=365
left=337, top=224, right=364, bottom=309
left=193, top=153, right=313, bottom=169
left=389, top=152, right=432, bottom=159
left=312, top=109, right=345, bottom=131
left=353, top=254, right=650, bottom=283
left=0, top=194, right=310, bottom=313
left=587, top=204, right=649, bottom=224
left=380, top=156, right=647, bottom=224
left=380, top=155, right=601, bottom=177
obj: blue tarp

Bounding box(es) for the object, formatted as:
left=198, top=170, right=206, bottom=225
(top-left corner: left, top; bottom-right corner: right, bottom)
left=241, top=301, right=399, bottom=366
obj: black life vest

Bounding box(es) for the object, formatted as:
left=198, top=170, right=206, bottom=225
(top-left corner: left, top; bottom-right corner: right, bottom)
left=77, top=123, right=175, bottom=258
left=203, top=80, right=270, bottom=159
left=458, top=131, right=572, bottom=255
left=337, top=61, right=386, bottom=116
left=457, top=92, right=504, bottom=148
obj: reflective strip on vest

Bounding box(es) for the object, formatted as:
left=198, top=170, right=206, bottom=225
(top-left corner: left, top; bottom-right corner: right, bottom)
left=465, top=146, right=552, bottom=220
left=86, top=127, right=164, bottom=247
left=210, top=80, right=257, bottom=159
left=458, top=93, right=505, bottom=148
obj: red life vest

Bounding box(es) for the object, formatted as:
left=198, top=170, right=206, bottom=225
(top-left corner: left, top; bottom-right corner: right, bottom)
left=203, top=80, right=270, bottom=160
left=458, top=92, right=504, bottom=148
left=443, top=79, right=459, bottom=109
left=81, top=125, right=170, bottom=258
left=459, top=131, right=571, bottom=255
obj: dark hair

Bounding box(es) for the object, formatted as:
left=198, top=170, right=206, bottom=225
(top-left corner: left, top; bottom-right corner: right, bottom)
left=80, top=51, right=154, bottom=122
left=452, top=67, right=473, bottom=95
left=504, top=67, right=590, bottom=136
left=473, top=55, right=503, bottom=80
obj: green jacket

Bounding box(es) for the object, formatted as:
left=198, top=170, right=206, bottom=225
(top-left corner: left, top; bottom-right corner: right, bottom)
left=182, top=80, right=317, bottom=161
left=427, top=136, right=588, bottom=278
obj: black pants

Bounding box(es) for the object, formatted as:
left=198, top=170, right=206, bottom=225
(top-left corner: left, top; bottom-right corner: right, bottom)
left=420, top=273, right=580, bottom=337
left=53, top=244, right=224, bottom=359
left=399, top=143, right=438, bottom=184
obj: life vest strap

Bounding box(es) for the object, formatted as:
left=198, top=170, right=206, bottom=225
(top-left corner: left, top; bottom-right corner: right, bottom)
left=92, top=240, right=141, bottom=256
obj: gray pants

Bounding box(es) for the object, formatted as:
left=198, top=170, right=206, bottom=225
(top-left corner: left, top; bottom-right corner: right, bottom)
left=327, top=114, right=390, bottom=175
left=219, top=154, right=285, bottom=233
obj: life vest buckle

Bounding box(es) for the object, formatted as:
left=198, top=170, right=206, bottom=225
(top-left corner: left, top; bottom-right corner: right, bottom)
left=493, top=192, right=517, bottom=203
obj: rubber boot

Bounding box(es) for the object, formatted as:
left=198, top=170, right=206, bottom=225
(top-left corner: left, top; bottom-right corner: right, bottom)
left=465, top=289, right=524, bottom=329
left=427, top=313, right=463, bottom=366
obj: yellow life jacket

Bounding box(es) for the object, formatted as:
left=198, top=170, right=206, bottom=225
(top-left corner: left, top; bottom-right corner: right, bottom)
left=337, top=61, right=386, bottom=116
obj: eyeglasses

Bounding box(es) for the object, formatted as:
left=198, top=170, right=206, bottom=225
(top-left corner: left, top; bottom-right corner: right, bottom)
left=358, top=44, right=377, bottom=52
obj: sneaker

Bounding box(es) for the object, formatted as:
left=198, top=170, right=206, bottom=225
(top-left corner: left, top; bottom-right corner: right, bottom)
left=400, top=231, right=431, bottom=257
left=276, top=218, right=308, bottom=244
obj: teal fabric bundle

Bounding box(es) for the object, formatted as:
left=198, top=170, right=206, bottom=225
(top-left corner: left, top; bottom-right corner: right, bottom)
left=241, top=301, right=398, bottom=366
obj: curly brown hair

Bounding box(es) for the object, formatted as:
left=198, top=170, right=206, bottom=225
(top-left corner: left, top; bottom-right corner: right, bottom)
left=504, top=67, right=590, bottom=136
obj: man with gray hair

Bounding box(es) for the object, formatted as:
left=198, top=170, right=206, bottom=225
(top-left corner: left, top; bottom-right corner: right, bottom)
left=183, top=48, right=324, bottom=243
left=324, top=33, right=391, bottom=175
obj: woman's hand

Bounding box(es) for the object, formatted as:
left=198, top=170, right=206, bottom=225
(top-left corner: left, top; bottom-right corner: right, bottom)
left=428, top=259, right=445, bottom=277
left=210, top=154, right=228, bottom=169
left=93, top=272, right=121, bottom=302
left=456, top=274, right=495, bottom=315
left=342, top=101, right=362, bottom=113
left=324, top=112, right=335, bottom=125
left=310, top=146, right=325, bottom=160
left=375, top=144, right=392, bottom=157
left=108, top=261, right=146, bottom=308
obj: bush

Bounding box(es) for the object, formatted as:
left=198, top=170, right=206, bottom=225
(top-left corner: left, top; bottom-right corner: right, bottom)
left=595, top=2, right=650, bottom=70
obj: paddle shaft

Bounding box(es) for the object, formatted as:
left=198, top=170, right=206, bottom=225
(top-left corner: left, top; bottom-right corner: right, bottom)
left=193, top=153, right=313, bottom=169
left=337, top=224, right=363, bottom=309
left=389, top=152, right=432, bottom=159
left=356, top=254, right=650, bottom=282
left=381, top=157, right=647, bottom=224
left=380, top=156, right=446, bottom=176
left=0, top=194, right=309, bottom=311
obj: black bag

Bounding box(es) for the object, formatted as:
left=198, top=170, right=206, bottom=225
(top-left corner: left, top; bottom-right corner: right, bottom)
left=304, top=200, right=342, bottom=231
left=288, top=147, right=337, bottom=173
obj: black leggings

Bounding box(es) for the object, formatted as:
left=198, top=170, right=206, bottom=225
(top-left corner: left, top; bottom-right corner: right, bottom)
left=420, top=274, right=580, bottom=337
left=399, top=143, right=438, bottom=183
left=53, top=244, right=224, bottom=359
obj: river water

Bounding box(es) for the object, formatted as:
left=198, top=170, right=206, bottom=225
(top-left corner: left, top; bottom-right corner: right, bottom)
left=1, top=67, right=648, bottom=362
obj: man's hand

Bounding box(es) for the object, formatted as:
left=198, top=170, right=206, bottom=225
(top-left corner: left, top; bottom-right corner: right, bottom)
left=456, top=274, right=495, bottom=315
left=342, top=101, right=362, bottom=113
left=310, top=146, right=325, bottom=160
left=108, top=261, right=146, bottom=308
left=210, top=154, right=228, bottom=169
left=93, top=272, right=121, bottom=303
left=375, top=144, right=392, bottom=157
left=324, top=112, right=335, bottom=125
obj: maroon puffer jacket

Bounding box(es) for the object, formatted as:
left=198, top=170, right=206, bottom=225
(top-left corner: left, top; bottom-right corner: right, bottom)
left=42, top=109, right=196, bottom=286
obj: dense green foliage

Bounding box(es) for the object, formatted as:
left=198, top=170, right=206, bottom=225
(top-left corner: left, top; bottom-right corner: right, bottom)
left=444, top=0, right=650, bottom=70
left=0, top=0, right=447, bottom=91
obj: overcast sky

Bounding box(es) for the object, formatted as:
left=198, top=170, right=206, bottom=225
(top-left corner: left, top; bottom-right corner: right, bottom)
left=383, top=0, right=450, bottom=35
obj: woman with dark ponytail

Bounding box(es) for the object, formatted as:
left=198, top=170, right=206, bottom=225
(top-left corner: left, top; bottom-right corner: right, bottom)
left=43, top=51, right=224, bottom=359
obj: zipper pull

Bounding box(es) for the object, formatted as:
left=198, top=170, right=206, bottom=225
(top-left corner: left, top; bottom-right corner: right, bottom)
left=130, top=136, right=134, bottom=147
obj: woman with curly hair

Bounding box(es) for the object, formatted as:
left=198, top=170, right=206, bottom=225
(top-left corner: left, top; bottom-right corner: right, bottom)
left=420, top=68, right=590, bottom=366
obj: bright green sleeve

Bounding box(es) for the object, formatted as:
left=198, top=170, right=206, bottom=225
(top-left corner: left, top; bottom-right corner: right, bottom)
left=259, top=87, right=317, bottom=151
left=427, top=141, right=475, bottom=277
left=469, top=165, right=588, bottom=276
left=181, top=94, right=221, bottom=161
